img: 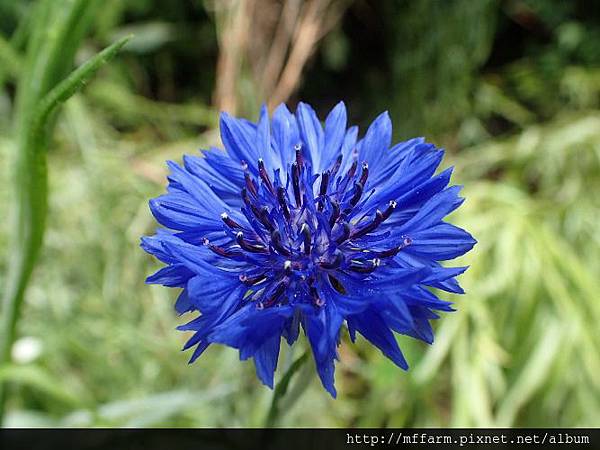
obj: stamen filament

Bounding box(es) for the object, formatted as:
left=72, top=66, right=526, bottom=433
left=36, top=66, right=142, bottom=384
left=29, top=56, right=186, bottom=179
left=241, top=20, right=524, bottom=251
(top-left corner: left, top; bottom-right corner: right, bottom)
left=300, top=223, right=311, bottom=255
left=292, top=162, right=302, bottom=207
left=236, top=232, right=268, bottom=253
left=257, top=158, right=274, bottom=194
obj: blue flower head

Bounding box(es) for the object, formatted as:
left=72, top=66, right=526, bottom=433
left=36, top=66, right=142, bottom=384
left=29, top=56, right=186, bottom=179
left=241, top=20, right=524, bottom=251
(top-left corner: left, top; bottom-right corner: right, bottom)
left=142, top=102, right=476, bottom=397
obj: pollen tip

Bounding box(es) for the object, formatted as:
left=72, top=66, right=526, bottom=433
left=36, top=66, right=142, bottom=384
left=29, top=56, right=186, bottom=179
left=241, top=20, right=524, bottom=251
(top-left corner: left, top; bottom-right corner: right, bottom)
left=236, top=231, right=243, bottom=238
left=241, top=161, right=248, bottom=171
left=202, top=238, right=210, bottom=246
left=284, top=260, right=292, bottom=270
left=389, top=200, right=397, bottom=208
left=362, top=161, right=368, bottom=169
left=373, top=258, right=381, bottom=267
left=220, top=212, right=228, bottom=219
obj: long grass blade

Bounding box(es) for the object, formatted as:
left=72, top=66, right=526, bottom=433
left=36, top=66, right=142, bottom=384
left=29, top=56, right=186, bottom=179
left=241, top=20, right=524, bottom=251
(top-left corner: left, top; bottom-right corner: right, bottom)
left=0, top=34, right=131, bottom=424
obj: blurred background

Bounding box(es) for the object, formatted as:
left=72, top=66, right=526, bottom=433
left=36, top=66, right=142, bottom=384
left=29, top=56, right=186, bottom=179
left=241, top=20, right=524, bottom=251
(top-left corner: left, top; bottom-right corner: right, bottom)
left=1, top=0, right=599, bottom=427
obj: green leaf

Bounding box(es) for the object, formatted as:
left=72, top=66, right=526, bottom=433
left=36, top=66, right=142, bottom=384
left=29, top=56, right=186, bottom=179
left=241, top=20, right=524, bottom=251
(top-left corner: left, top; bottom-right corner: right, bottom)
left=0, top=34, right=131, bottom=424
left=31, top=35, right=132, bottom=135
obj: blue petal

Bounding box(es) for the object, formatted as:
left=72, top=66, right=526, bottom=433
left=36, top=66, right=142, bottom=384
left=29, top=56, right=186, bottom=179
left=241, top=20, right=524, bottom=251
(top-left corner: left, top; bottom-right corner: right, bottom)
left=303, top=303, right=343, bottom=398
left=296, top=102, right=324, bottom=172
left=220, top=112, right=259, bottom=164
left=271, top=103, right=299, bottom=171
left=174, top=290, right=193, bottom=314
left=145, top=264, right=194, bottom=287
left=183, top=150, right=245, bottom=207
left=406, top=223, right=476, bottom=260
left=367, top=137, right=424, bottom=188
left=398, top=186, right=464, bottom=232
left=347, top=307, right=408, bottom=369
left=141, top=229, right=180, bottom=263
left=367, top=143, right=445, bottom=208
left=188, top=341, right=210, bottom=363
left=376, top=296, right=414, bottom=334
left=162, top=238, right=243, bottom=275
left=166, top=160, right=230, bottom=214
left=321, top=101, right=347, bottom=171
left=358, top=111, right=392, bottom=175
left=186, top=274, right=244, bottom=320
left=209, top=305, right=293, bottom=358
left=149, top=193, right=222, bottom=231
left=255, top=105, right=281, bottom=175
left=370, top=266, right=429, bottom=290
left=403, top=287, right=455, bottom=312
left=422, top=265, right=468, bottom=285
left=253, top=334, right=281, bottom=389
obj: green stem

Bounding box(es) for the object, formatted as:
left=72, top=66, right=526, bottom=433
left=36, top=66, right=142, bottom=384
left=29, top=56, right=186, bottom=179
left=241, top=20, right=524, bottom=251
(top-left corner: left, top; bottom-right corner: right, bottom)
left=264, top=351, right=310, bottom=427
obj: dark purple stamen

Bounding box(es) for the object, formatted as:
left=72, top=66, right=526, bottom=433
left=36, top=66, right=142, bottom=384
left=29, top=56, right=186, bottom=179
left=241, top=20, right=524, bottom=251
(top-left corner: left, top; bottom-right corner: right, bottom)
left=319, top=171, right=330, bottom=197
left=271, top=229, right=291, bottom=256
left=262, top=280, right=288, bottom=307
left=379, top=200, right=397, bottom=221
left=346, top=160, right=358, bottom=180
left=220, top=212, right=241, bottom=229
left=308, top=283, right=325, bottom=306
left=376, top=246, right=402, bottom=258
left=330, top=155, right=342, bottom=177
left=359, top=162, right=369, bottom=186
left=219, top=156, right=402, bottom=311
left=244, top=172, right=257, bottom=197
left=257, top=158, right=274, bottom=194
left=334, top=222, right=351, bottom=244
left=328, top=274, right=346, bottom=295
left=292, top=162, right=302, bottom=207
left=257, top=206, right=275, bottom=232
left=239, top=273, right=267, bottom=285
left=349, top=182, right=364, bottom=207
left=300, top=223, right=311, bottom=255
left=318, top=171, right=330, bottom=212
left=349, top=258, right=380, bottom=274
left=350, top=200, right=396, bottom=239
left=203, top=238, right=242, bottom=258
left=319, top=251, right=344, bottom=270
left=277, top=187, right=291, bottom=220
left=329, top=199, right=340, bottom=228
left=294, top=144, right=304, bottom=166
left=236, top=232, right=268, bottom=253
left=372, top=235, right=411, bottom=258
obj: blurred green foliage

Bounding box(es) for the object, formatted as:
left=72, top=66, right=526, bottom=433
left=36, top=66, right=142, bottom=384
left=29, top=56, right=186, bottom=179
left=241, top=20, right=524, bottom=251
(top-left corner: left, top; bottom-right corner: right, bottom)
left=0, top=0, right=599, bottom=427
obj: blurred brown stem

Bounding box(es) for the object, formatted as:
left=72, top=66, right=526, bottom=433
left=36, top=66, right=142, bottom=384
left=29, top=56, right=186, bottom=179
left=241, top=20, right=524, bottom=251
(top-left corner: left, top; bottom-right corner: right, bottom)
left=212, top=0, right=348, bottom=114
left=213, top=0, right=254, bottom=114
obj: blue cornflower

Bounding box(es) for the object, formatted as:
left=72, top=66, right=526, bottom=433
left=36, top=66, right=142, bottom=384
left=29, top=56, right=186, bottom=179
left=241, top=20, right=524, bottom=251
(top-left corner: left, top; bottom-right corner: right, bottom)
left=141, top=102, right=475, bottom=397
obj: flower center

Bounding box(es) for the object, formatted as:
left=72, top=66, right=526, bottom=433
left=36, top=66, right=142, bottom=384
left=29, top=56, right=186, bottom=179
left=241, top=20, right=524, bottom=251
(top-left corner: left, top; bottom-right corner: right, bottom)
left=203, top=146, right=412, bottom=309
